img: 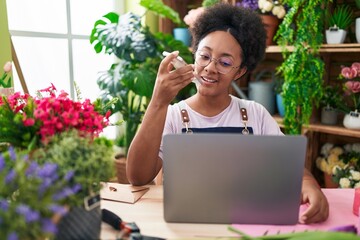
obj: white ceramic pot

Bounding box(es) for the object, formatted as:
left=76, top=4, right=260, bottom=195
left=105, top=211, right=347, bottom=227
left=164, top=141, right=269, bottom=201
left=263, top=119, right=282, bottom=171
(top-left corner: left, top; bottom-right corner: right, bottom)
left=325, top=29, right=347, bottom=44
left=343, top=110, right=360, bottom=130
left=356, top=18, right=360, bottom=44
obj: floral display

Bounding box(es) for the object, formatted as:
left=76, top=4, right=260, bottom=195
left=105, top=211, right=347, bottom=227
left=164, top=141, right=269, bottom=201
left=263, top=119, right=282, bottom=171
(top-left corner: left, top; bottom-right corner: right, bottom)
left=0, top=84, right=111, bottom=150
left=0, top=61, right=12, bottom=88
left=339, top=62, right=360, bottom=112
left=0, top=147, right=78, bottom=239
left=237, top=0, right=286, bottom=19
left=316, top=142, right=360, bottom=188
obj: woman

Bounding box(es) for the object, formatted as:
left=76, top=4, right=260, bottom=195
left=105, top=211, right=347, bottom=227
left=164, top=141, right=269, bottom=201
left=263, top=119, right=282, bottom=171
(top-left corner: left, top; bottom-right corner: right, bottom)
left=127, top=3, right=329, bottom=224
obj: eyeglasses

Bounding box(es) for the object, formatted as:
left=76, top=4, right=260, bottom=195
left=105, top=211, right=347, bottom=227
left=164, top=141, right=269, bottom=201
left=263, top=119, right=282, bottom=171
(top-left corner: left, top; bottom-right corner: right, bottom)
left=194, top=51, right=241, bottom=75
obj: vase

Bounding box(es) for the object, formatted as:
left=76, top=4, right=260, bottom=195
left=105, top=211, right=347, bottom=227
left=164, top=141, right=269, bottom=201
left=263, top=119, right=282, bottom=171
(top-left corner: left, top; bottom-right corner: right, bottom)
left=115, top=154, right=130, bottom=184
left=55, top=206, right=101, bottom=240
left=260, top=15, right=280, bottom=46
left=0, top=87, right=14, bottom=97
left=321, top=106, right=338, bottom=125
left=173, top=28, right=191, bottom=47
left=356, top=18, right=360, bottom=44
left=324, top=173, right=339, bottom=188
left=276, top=94, right=285, bottom=117
left=325, top=29, right=347, bottom=44
left=343, top=110, right=360, bottom=130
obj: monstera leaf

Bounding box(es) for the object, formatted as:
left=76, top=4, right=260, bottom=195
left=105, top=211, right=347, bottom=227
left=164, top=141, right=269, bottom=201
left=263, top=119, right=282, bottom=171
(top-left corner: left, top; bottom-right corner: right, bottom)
left=91, top=12, right=157, bottom=62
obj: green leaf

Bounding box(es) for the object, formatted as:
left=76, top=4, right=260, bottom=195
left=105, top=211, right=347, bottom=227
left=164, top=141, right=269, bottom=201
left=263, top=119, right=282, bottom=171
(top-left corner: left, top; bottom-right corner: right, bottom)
left=140, top=0, right=182, bottom=25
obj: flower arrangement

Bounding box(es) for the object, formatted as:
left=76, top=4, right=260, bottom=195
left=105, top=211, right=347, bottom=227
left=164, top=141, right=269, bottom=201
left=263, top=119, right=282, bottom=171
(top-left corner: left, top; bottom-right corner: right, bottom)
left=0, top=84, right=111, bottom=150
left=0, top=84, right=116, bottom=239
left=338, top=62, right=360, bottom=113
left=316, top=142, right=360, bottom=188
left=236, top=0, right=286, bottom=19
left=0, top=147, right=78, bottom=239
left=0, top=62, right=12, bottom=88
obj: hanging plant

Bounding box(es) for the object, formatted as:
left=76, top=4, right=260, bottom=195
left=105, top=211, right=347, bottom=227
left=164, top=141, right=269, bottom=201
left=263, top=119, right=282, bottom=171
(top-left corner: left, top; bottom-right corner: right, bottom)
left=275, top=0, right=330, bottom=134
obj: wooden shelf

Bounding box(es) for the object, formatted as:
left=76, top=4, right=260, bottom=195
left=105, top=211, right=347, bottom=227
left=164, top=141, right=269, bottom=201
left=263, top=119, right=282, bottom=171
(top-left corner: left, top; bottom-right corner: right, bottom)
left=265, top=43, right=360, bottom=53
left=273, top=115, right=360, bottom=138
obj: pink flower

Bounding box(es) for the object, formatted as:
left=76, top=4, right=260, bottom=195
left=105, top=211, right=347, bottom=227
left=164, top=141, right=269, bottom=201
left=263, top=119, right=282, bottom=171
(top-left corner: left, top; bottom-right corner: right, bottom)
left=3, top=62, right=12, bottom=73
left=345, top=81, right=360, bottom=94
left=351, top=62, right=360, bottom=76
left=341, top=66, right=358, bottom=79
left=183, top=7, right=205, bottom=28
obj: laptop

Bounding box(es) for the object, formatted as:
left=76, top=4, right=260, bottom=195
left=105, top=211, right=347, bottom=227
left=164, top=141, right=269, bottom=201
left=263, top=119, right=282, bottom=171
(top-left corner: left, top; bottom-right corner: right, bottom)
left=162, top=133, right=307, bottom=225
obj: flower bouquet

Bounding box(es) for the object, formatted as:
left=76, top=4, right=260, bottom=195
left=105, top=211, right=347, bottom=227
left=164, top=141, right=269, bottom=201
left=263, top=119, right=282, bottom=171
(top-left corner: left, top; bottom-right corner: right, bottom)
left=0, top=84, right=111, bottom=150
left=0, top=84, right=116, bottom=239
left=237, top=0, right=286, bottom=19
left=316, top=143, right=360, bottom=188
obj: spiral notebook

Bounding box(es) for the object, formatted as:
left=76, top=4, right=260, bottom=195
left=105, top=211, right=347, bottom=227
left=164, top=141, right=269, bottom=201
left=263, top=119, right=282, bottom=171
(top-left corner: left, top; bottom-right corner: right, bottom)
left=163, top=133, right=307, bottom=225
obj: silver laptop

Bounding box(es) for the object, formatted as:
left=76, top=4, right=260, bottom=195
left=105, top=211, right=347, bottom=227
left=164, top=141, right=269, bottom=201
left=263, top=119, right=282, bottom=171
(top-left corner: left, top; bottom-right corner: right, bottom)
left=163, top=133, right=307, bottom=225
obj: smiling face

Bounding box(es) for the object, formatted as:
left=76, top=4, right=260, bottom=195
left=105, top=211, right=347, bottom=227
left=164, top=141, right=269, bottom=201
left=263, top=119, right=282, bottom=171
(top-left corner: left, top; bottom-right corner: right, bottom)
left=194, top=30, right=247, bottom=98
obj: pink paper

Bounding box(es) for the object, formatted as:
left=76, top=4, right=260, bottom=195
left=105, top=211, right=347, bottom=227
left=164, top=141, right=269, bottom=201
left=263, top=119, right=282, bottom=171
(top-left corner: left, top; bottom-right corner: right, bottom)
left=232, top=189, right=357, bottom=236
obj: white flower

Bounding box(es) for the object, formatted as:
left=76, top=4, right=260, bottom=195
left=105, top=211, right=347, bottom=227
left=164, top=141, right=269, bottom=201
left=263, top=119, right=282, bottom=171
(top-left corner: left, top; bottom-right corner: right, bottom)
left=354, top=182, right=360, bottom=188
left=339, top=178, right=351, bottom=188
left=3, top=62, right=11, bottom=73
left=262, top=1, right=274, bottom=13
left=351, top=170, right=360, bottom=181
left=272, top=5, right=286, bottom=19
left=352, top=143, right=360, bottom=153
left=321, top=143, right=334, bottom=157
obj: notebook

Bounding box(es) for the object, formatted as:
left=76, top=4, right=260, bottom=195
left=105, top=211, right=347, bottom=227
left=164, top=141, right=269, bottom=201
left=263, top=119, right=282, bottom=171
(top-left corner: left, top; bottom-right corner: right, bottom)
left=162, top=133, right=307, bottom=225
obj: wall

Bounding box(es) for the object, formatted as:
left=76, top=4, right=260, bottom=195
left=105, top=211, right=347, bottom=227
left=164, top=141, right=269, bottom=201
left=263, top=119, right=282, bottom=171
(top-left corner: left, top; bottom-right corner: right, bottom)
left=0, top=0, right=12, bottom=71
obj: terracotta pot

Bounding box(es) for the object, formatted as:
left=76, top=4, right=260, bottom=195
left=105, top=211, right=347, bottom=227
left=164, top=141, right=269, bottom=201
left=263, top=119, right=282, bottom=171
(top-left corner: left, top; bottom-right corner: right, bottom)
left=324, top=173, right=339, bottom=188
left=260, top=15, right=280, bottom=46
left=114, top=154, right=130, bottom=184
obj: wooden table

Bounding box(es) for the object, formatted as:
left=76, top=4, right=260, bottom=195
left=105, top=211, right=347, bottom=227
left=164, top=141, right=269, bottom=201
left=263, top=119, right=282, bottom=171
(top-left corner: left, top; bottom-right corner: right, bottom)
left=100, top=186, right=357, bottom=239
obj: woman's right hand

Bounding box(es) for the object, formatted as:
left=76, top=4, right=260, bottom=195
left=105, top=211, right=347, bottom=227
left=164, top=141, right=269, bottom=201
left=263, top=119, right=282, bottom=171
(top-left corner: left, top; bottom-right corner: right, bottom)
left=152, top=51, right=194, bottom=106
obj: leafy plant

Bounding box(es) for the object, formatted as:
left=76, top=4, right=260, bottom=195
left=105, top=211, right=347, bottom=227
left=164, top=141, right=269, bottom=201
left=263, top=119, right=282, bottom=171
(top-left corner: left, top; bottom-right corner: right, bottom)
left=275, top=0, right=329, bottom=134
left=90, top=0, right=195, bottom=154
left=33, top=130, right=115, bottom=207
left=0, top=147, right=77, bottom=239
left=202, top=0, right=221, bottom=7
left=320, top=85, right=343, bottom=109
left=327, top=4, right=353, bottom=30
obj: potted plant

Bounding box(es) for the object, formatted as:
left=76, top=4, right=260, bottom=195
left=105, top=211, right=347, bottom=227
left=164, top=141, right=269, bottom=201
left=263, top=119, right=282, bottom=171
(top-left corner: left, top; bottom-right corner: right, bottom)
left=320, top=85, right=342, bottom=125
left=90, top=0, right=195, bottom=182
left=0, top=61, right=14, bottom=96
left=275, top=0, right=329, bottom=134
left=325, top=4, right=353, bottom=44
left=338, top=62, right=360, bottom=130
left=237, top=0, right=287, bottom=45
left=0, top=85, right=115, bottom=239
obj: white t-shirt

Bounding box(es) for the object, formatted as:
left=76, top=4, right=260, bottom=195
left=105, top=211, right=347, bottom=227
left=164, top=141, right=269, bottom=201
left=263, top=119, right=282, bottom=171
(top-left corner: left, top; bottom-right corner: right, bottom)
left=159, top=95, right=283, bottom=160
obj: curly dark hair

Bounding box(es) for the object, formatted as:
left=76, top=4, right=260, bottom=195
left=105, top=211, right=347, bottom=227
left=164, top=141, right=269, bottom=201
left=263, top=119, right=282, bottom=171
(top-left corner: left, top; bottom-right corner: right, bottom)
left=190, top=3, right=266, bottom=72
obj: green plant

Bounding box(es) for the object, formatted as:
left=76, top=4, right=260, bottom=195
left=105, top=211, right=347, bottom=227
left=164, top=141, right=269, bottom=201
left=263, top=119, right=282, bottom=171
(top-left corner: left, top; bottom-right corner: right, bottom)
left=275, top=0, right=329, bottom=134
left=0, top=147, right=78, bottom=239
left=320, top=85, right=343, bottom=109
left=202, top=0, right=221, bottom=7
left=327, top=4, right=353, bottom=30
left=0, top=61, right=12, bottom=88
left=33, top=130, right=115, bottom=207
left=90, top=0, right=195, bottom=154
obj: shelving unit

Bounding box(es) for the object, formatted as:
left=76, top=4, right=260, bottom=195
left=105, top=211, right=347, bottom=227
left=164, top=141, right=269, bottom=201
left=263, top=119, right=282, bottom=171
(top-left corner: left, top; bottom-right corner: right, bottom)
left=161, top=0, right=360, bottom=186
